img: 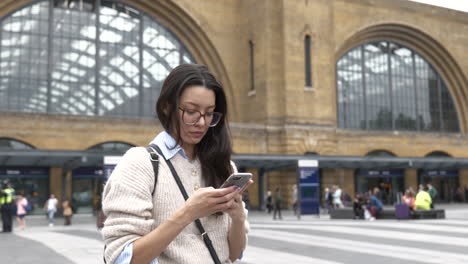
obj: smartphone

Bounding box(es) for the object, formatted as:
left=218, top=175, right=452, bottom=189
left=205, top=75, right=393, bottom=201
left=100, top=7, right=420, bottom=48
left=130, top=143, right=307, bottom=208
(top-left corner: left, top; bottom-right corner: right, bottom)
left=220, top=172, right=252, bottom=189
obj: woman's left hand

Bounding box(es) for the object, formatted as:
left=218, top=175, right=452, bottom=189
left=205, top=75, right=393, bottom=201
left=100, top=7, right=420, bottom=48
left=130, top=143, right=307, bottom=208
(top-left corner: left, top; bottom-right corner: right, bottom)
left=224, top=180, right=253, bottom=222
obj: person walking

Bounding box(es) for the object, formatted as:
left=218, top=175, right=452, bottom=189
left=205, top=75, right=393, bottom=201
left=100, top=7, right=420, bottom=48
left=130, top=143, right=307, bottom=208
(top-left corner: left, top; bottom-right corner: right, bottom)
left=291, top=184, right=298, bottom=216
left=62, top=199, right=73, bottom=226
left=1, top=183, right=15, bottom=232
left=44, top=194, right=58, bottom=227
left=427, top=183, right=438, bottom=208
left=266, top=190, right=273, bottom=214
left=273, top=187, right=283, bottom=220
left=15, top=193, right=28, bottom=230
left=332, top=185, right=344, bottom=209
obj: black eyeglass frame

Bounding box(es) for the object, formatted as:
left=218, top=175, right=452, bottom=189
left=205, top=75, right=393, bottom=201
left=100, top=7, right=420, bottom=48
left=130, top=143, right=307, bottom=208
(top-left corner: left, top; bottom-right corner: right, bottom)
left=178, top=107, right=223, bottom=127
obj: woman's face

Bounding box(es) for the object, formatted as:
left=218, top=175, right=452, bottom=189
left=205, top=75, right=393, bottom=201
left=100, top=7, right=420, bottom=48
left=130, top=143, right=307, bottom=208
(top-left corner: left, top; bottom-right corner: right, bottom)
left=177, top=85, right=216, bottom=149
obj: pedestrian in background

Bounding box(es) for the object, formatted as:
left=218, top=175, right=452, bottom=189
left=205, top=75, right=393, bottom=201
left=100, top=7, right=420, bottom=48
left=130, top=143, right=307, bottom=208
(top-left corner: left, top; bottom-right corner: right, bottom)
left=427, top=183, right=438, bottom=208
left=415, top=186, right=432, bottom=210
left=332, top=185, right=343, bottom=208
left=291, top=184, right=298, bottom=216
left=62, top=199, right=73, bottom=226
left=15, top=193, right=28, bottom=230
left=266, top=190, right=273, bottom=213
left=1, top=183, right=15, bottom=232
left=367, top=187, right=384, bottom=218
left=44, top=194, right=58, bottom=227
left=273, top=187, right=283, bottom=220
left=465, top=185, right=468, bottom=203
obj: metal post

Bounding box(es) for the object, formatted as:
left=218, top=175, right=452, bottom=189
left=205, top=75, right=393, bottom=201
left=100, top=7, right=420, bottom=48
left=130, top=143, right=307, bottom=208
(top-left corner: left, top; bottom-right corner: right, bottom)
left=94, top=0, right=101, bottom=116
left=361, top=46, right=367, bottom=130
left=138, top=12, right=144, bottom=117
left=258, top=168, right=265, bottom=211
left=46, top=0, right=54, bottom=113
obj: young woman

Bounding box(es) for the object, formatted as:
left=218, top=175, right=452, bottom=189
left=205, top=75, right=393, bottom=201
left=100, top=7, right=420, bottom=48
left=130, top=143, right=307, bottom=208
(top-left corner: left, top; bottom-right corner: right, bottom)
left=102, top=64, right=252, bottom=264
left=15, top=194, right=28, bottom=230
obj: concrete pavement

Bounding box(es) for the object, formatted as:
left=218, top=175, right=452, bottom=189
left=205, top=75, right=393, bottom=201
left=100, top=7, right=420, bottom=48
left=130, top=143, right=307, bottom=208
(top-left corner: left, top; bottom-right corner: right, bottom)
left=0, top=204, right=467, bottom=264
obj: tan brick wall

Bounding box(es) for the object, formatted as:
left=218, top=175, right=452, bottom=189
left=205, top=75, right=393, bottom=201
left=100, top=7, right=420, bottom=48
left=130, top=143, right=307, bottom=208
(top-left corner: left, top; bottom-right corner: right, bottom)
left=405, top=169, right=418, bottom=191
left=49, top=167, right=63, bottom=206
left=1, top=0, right=468, bottom=204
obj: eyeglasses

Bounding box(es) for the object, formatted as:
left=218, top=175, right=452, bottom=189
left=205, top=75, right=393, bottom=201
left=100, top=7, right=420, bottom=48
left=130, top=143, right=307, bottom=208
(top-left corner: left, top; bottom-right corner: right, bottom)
left=178, top=107, right=223, bottom=127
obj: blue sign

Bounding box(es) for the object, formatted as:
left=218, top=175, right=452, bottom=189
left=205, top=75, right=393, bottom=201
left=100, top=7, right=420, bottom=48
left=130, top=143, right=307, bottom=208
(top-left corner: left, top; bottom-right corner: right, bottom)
left=103, top=156, right=122, bottom=179
left=358, top=169, right=404, bottom=178
left=72, top=167, right=105, bottom=179
left=0, top=168, right=49, bottom=178
left=421, top=170, right=458, bottom=178
left=298, top=160, right=319, bottom=215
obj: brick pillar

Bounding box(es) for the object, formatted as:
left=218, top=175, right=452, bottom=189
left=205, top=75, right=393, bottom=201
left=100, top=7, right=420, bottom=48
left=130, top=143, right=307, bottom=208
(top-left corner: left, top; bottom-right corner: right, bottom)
left=49, top=167, right=63, bottom=207
left=65, top=170, right=72, bottom=201
left=246, top=168, right=259, bottom=208
left=321, top=168, right=355, bottom=198
left=459, top=169, right=468, bottom=201
left=405, top=168, right=418, bottom=191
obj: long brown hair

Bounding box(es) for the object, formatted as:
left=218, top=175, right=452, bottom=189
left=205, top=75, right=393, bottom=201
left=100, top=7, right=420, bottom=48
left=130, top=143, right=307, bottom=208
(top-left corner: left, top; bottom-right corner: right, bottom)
left=156, top=64, right=232, bottom=187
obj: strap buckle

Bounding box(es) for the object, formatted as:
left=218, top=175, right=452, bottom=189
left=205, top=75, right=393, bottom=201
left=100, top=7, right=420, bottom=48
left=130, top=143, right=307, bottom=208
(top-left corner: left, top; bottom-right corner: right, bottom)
left=201, top=231, right=208, bottom=240
left=148, top=147, right=159, bottom=162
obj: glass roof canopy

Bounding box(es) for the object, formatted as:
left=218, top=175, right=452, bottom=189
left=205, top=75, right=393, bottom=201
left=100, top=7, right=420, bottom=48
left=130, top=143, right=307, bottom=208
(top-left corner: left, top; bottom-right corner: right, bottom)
left=0, top=0, right=195, bottom=118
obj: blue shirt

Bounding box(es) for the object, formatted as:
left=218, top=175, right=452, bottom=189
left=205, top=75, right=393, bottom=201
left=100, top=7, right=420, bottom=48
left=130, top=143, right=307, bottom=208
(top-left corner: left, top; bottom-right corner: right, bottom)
left=115, top=131, right=186, bottom=264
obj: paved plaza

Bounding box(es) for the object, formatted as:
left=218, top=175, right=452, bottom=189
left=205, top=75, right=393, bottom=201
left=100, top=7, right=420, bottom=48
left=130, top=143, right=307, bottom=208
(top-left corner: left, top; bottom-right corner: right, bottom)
left=1, top=204, right=468, bottom=264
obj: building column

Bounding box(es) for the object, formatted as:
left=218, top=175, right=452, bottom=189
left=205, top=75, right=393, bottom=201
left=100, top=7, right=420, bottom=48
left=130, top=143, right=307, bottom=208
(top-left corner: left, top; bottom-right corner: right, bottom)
left=321, top=168, right=355, bottom=197
left=405, top=168, right=418, bottom=191
left=245, top=168, right=260, bottom=209
left=257, top=168, right=265, bottom=210
left=49, top=167, right=63, bottom=205
left=65, top=170, right=72, bottom=201
left=459, top=169, right=468, bottom=201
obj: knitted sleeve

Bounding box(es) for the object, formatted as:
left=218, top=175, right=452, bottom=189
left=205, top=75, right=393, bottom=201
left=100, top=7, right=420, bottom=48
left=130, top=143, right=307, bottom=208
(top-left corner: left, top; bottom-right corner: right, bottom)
left=102, top=147, right=156, bottom=264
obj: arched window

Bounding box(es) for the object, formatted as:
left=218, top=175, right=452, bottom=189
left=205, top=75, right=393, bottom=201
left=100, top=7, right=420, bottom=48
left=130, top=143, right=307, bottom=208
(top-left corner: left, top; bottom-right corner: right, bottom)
left=87, top=141, right=134, bottom=154
left=337, top=41, right=459, bottom=133
left=0, top=138, right=35, bottom=150
left=0, top=0, right=195, bottom=117
left=425, top=151, right=451, bottom=157
left=366, top=150, right=395, bottom=157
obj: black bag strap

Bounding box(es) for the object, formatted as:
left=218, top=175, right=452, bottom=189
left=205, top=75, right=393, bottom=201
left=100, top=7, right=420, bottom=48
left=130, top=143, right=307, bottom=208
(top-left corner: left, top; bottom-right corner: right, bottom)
left=148, top=144, right=221, bottom=264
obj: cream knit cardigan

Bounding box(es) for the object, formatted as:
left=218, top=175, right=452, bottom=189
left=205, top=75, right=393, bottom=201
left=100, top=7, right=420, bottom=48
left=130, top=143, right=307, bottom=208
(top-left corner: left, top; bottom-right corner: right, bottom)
left=102, top=147, right=248, bottom=264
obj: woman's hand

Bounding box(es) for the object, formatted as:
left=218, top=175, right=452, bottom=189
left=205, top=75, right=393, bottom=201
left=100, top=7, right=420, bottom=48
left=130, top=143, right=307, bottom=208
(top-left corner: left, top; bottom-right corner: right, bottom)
left=183, top=186, right=239, bottom=221
left=225, top=180, right=254, bottom=222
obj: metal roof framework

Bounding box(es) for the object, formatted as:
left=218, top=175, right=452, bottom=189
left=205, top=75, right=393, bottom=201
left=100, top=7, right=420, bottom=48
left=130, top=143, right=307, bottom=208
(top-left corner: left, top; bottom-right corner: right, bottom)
left=1, top=149, right=468, bottom=171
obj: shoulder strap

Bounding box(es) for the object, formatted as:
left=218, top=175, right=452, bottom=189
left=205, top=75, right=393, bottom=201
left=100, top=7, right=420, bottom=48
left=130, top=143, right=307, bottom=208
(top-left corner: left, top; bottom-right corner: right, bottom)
left=146, top=144, right=160, bottom=196
left=149, top=144, right=221, bottom=264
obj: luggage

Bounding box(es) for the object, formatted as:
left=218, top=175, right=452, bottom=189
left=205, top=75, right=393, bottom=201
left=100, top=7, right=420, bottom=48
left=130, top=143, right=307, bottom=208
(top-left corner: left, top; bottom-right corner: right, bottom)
left=395, top=203, right=410, bottom=219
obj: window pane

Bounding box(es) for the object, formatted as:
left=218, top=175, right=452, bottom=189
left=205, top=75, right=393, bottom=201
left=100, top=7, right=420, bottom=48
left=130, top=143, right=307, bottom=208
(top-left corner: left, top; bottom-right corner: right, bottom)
left=0, top=0, right=195, bottom=118
left=336, top=41, right=459, bottom=133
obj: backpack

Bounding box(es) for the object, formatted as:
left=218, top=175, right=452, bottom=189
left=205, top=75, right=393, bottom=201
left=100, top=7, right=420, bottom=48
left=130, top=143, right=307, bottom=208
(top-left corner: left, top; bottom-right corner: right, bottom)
left=24, top=201, right=32, bottom=213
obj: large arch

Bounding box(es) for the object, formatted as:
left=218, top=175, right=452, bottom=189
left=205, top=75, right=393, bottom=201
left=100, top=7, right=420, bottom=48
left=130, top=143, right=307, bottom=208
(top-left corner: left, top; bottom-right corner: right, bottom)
left=0, top=0, right=238, bottom=120
left=122, top=0, right=238, bottom=120
left=336, top=23, right=468, bottom=133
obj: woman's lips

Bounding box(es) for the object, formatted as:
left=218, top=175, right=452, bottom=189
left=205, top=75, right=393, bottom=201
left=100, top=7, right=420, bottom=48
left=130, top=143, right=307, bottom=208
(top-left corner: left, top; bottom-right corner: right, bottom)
left=190, top=132, right=204, bottom=138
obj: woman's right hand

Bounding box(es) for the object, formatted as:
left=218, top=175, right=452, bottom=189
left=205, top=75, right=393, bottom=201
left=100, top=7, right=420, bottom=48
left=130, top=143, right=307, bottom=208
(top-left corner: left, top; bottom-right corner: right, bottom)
left=183, top=186, right=239, bottom=221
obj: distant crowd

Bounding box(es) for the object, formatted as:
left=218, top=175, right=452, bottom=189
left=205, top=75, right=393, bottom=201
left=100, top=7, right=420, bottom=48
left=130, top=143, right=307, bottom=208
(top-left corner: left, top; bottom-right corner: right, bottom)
left=322, top=183, right=468, bottom=220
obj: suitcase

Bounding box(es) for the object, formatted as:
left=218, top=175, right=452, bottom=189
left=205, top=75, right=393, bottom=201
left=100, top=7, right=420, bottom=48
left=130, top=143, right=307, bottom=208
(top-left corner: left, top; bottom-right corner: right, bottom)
left=395, top=203, right=410, bottom=220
